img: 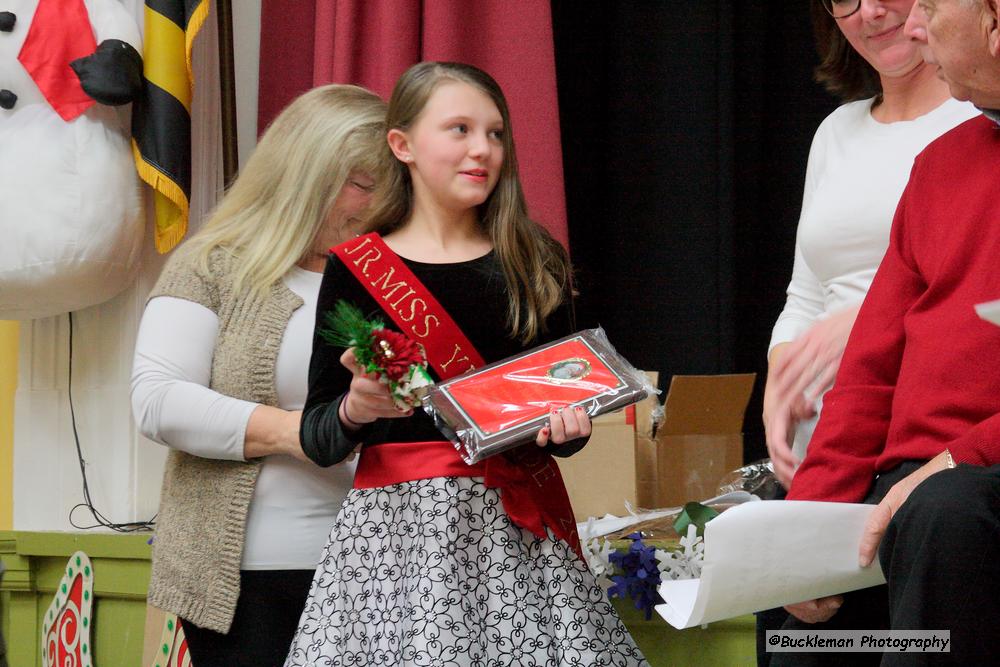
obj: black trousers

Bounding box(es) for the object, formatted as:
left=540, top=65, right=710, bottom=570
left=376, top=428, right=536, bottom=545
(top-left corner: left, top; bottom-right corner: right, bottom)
left=758, top=465, right=913, bottom=667
left=180, top=569, right=314, bottom=667
left=767, top=463, right=1000, bottom=667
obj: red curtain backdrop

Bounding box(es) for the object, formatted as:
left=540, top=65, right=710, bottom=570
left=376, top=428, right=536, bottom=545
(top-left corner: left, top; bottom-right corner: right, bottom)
left=258, top=0, right=569, bottom=246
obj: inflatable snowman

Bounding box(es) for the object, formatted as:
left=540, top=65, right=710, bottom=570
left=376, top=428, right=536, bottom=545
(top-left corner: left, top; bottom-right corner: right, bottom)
left=0, top=0, right=143, bottom=319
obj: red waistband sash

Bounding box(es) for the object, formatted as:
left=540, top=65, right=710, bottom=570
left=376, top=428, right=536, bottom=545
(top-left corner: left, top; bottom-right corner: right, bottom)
left=332, top=233, right=582, bottom=559
left=354, top=440, right=583, bottom=560
left=354, top=441, right=478, bottom=487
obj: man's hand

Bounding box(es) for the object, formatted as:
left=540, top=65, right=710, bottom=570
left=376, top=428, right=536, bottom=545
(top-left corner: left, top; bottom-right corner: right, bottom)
left=784, top=595, right=844, bottom=624
left=858, top=450, right=953, bottom=567
left=784, top=450, right=954, bottom=624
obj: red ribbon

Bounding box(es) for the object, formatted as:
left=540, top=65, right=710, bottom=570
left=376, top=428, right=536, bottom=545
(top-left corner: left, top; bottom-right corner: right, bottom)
left=332, top=233, right=485, bottom=376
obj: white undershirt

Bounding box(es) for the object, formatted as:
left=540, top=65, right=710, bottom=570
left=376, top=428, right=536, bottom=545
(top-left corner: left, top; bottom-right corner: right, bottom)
left=770, top=96, right=978, bottom=351
left=769, top=96, right=978, bottom=457
left=131, top=266, right=355, bottom=569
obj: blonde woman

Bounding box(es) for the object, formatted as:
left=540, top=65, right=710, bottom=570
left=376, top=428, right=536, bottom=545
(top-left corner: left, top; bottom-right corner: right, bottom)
left=130, top=84, right=385, bottom=666
left=286, top=62, right=647, bottom=666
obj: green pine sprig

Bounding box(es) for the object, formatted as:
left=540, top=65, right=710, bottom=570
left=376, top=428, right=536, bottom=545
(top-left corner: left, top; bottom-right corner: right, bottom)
left=318, top=300, right=433, bottom=406
left=318, top=300, right=385, bottom=370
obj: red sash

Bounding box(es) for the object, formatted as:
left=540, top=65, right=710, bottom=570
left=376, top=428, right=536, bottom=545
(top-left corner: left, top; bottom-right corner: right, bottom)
left=332, top=233, right=485, bottom=374
left=333, top=233, right=583, bottom=560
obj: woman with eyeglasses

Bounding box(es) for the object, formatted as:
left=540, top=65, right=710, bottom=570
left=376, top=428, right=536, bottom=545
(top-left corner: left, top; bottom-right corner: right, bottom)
left=758, top=2, right=976, bottom=664
left=763, top=0, right=977, bottom=487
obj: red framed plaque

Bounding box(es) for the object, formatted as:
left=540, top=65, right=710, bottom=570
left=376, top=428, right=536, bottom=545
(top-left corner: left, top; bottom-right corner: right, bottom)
left=423, top=328, right=652, bottom=463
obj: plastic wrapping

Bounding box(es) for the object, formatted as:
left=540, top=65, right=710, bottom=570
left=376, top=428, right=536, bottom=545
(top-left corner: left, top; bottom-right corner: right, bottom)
left=714, top=459, right=782, bottom=499
left=602, top=493, right=757, bottom=541
left=422, top=327, right=655, bottom=464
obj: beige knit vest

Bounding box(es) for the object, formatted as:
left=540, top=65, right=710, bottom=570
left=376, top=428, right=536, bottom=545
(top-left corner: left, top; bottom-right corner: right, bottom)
left=145, top=248, right=303, bottom=633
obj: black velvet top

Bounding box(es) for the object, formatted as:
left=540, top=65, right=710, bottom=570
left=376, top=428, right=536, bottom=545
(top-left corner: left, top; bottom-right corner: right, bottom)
left=300, top=249, right=585, bottom=466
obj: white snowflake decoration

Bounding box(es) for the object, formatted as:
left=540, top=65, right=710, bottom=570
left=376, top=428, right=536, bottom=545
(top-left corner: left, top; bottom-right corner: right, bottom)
left=580, top=518, right=615, bottom=587
left=656, top=524, right=705, bottom=581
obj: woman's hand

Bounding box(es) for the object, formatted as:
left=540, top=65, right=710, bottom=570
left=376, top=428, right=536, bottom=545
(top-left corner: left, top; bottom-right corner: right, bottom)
left=764, top=343, right=817, bottom=487
left=764, top=306, right=860, bottom=487
left=536, top=406, right=592, bottom=447
left=763, top=388, right=817, bottom=488
left=771, top=306, right=858, bottom=408
left=763, top=344, right=807, bottom=488
left=244, top=406, right=309, bottom=462
left=338, top=348, right=412, bottom=430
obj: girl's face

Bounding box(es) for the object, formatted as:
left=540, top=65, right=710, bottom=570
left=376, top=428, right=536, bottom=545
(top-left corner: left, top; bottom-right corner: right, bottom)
left=837, top=0, right=925, bottom=79
left=395, top=81, right=505, bottom=214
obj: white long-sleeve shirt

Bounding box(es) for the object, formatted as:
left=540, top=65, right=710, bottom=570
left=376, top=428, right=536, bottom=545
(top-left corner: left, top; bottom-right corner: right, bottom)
left=132, top=266, right=355, bottom=569
left=770, top=96, right=978, bottom=457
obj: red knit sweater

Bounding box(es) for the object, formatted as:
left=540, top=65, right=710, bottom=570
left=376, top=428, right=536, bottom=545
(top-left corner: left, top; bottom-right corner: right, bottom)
left=788, top=114, right=1000, bottom=503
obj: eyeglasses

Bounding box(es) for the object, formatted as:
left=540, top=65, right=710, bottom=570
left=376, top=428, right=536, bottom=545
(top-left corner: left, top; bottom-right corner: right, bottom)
left=821, top=0, right=861, bottom=19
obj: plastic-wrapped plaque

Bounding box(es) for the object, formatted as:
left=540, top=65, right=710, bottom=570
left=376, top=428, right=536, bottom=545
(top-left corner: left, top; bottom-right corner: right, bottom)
left=421, top=327, right=655, bottom=464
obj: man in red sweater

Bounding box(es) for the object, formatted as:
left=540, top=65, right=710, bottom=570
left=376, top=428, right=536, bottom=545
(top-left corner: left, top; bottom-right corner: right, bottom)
left=769, top=1, right=1000, bottom=665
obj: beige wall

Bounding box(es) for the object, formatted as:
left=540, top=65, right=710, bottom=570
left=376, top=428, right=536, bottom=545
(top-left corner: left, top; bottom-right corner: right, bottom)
left=0, top=321, right=18, bottom=529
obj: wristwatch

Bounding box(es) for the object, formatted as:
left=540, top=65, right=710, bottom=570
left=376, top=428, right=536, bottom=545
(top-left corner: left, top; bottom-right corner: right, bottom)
left=944, top=449, right=956, bottom=469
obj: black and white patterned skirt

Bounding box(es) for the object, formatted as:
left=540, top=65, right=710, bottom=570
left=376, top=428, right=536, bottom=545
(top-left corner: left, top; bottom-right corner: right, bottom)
left=285, top=476, right=648, bottom=666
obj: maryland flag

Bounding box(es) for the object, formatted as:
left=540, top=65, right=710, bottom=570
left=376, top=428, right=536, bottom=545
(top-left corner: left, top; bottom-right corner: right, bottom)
left=131, top=0, right=210, bottom=253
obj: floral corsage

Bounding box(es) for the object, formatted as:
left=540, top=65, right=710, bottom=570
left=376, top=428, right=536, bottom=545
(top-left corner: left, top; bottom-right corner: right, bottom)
left=319, top=300, right=433, bottom=408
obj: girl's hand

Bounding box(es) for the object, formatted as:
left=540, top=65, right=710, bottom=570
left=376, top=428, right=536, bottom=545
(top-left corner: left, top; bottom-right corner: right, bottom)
left=536, top=406, right=592, bottom=447
left=338, top=348, right=412, bottom=429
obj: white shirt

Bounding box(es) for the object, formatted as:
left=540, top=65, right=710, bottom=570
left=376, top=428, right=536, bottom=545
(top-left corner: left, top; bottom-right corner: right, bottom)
left=769, top=97, right=978, bottom=457
left=132, top=266, right=355, bottom=569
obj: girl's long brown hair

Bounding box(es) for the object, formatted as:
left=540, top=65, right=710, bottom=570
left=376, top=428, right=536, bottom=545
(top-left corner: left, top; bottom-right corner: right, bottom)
left=366, top=62, right=571, bottom=344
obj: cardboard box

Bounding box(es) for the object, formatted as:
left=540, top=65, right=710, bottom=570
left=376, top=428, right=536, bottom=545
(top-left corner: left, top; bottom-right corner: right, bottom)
left=638, top=374, right=755, bottom=508
left=558, top=372, right=659, bottom=521
left=558, top=409, right=637, bottom=521
left=558, top=373, right=754, bottom=519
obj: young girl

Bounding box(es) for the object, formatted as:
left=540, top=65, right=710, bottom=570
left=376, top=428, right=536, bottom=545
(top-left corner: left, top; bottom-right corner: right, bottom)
left=286, top=62, right=647, bottom=666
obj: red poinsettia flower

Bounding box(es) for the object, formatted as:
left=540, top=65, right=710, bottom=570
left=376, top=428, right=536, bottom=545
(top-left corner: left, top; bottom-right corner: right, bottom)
left=371, top=328, right=425, bottom=381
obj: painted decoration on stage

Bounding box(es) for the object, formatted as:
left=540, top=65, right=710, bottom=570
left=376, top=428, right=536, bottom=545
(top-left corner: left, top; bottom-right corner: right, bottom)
left=0, top=0, right=144, bottom=320
left=151, top=612, right=191, bottom=667
left=41, top=550, right=94, bottom=667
